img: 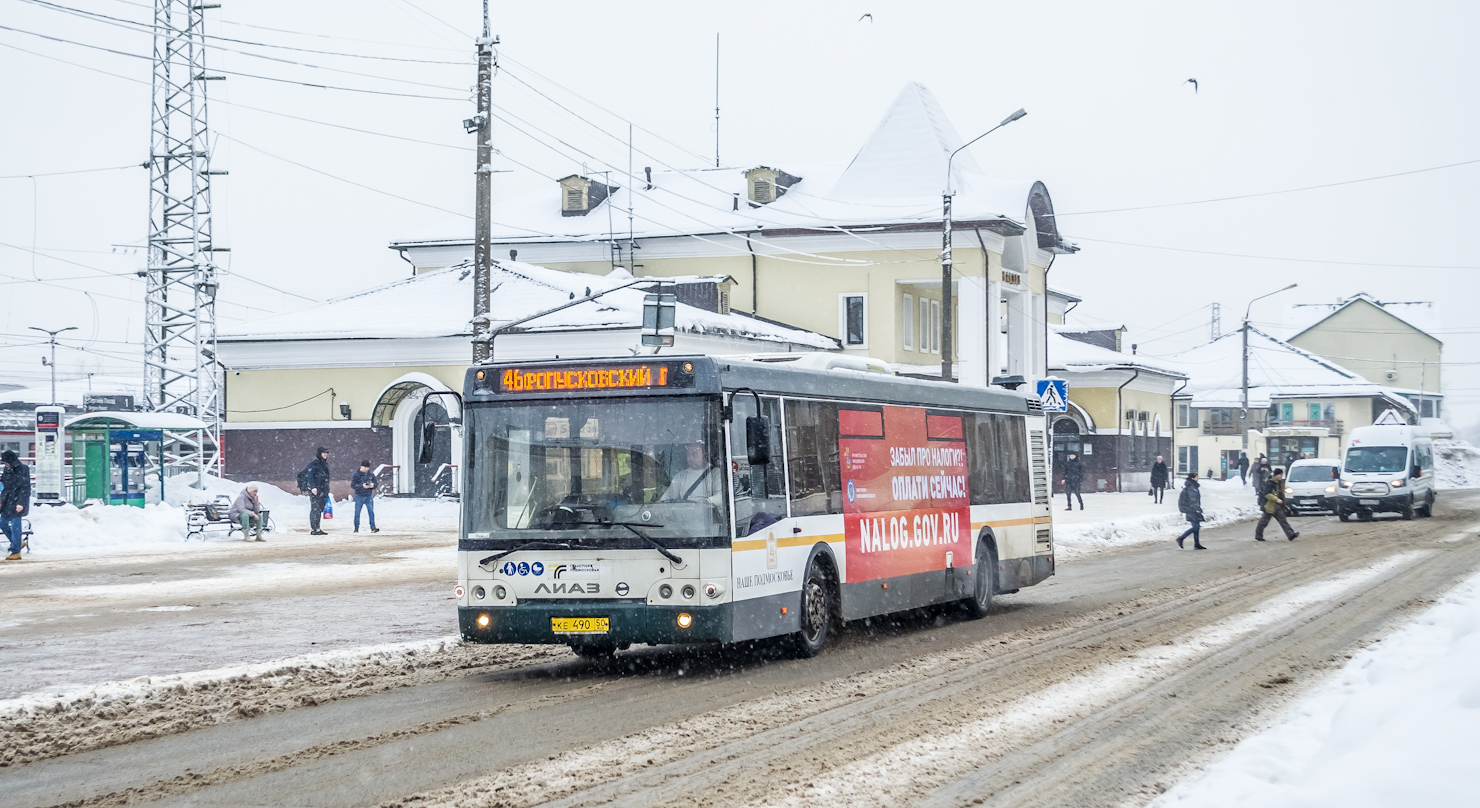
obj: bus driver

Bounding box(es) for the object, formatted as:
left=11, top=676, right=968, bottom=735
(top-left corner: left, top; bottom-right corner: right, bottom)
left=661, top=442, right=723, bottom=506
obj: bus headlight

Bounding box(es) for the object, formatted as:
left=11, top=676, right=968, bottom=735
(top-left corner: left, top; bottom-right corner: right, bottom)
left=681, top=585, right=696, bottom=600
left=454, top=585, right=466, bottom=599
left=493, top=585, right=506, bottom=600
left=676, top=612, right=693, bottom=629
left=658, top=584, right=673, bottom=599
left=1285, top=487, right=1294, bottom=495
left=473, top=586, right=486, bottom=600
left=1325, top=485, right=1337, bottom=494
left=476, top=613, right=491, bottom=628
left=1391, top=478, right=1405, bottom=487
left=1340, top=479, right=1353, bottom=488
left=704, top=582, right=724, bottom=599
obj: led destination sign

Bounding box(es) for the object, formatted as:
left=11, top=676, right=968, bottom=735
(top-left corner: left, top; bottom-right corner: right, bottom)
left=490, top=362, right=696, bottom=394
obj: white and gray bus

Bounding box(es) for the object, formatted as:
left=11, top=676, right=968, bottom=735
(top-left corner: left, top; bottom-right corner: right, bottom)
left=456, top=355, right=1053, bottom=658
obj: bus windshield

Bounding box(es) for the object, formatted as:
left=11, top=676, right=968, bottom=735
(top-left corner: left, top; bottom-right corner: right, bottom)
left=1344, top=446, right=1408, bottom=474
left=1288, top=464, right=1337, bottom=482
left=465, top=397, right=728, bottom=543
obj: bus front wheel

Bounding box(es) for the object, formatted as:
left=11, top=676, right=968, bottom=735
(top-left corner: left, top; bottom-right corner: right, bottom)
left=964, top=538, right=997, bottom=619
left=793, top=557, right=834, bottom=658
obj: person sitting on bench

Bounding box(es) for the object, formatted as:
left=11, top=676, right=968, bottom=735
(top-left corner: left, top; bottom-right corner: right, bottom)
left=229, top=483, right=266, bottom=542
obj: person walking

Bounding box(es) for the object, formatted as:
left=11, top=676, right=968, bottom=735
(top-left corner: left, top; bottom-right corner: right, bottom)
left=1150, top=455, right=1170, bottom=503
left=1, top=450, right=29, bottom=560
left=1251, top=455, right=1269, bottom=504
left=1237, top=452, right=1250, bottom=485
left=1175, top=473, right=1205, bottom=549
left=228, top=482, right=266, bottom=542
left=1061, top=452, right=1085, bottom=511
left=351, top=460, right=379, bottom=534
left=1255, top=467, right=1300, bottom=542
left=303, top=447, right=331, bottom=536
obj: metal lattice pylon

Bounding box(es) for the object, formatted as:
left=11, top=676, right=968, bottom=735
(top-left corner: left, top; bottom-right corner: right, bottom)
left=145, top=0, right=222, bottom=481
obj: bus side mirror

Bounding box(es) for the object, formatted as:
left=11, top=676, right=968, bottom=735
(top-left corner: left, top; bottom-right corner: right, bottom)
left=1412, top=464, right=1422, bottom=478
left=746, top=416, right=772, bottom=466
left=1332, top=468, right=1340, bottom=479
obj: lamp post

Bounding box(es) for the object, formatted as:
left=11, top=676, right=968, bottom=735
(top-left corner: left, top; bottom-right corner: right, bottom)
left=941, top=108, right=1026, bottom=381
left=1240, top=283, right=1297, bottom=451
left=29, top=325, right=78, bottom=405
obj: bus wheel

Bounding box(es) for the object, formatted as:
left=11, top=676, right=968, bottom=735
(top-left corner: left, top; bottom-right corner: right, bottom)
left=964, top=539, right=997, bottom=619
left=571, top=643, right=617, bottom=661
left=1419, top=493, right=1435, bottom=517
left=794, top=557, right=834, bottom=658
left=1338, top=510, right=1350, bottom=522
left=1401, top=496, right=1415, bottom=520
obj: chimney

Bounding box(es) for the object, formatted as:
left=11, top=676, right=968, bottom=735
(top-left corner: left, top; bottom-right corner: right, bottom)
left=744, top=166, right=802, bottom=207
left=558, top=174, right=616, bottom=217
left=644, top=166, right=652, bottom=190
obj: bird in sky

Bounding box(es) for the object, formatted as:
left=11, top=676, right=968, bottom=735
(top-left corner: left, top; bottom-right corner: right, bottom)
left=859, top=13, right=873, bottom=22
left=1185, top=78, right=1199, bottom=93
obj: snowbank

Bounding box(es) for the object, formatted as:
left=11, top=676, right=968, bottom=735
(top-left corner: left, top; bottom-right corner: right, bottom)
left=1433, top=439, right=1480, bottom=490
left=25, top=502, right=191, bottom=555
left=1156, top=566, right=1480, bottom=807
left=1053, top=477, right=1260, bottom=559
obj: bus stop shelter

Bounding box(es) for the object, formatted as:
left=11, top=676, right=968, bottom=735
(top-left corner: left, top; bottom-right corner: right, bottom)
left=66, top=412, right=210, bottom=507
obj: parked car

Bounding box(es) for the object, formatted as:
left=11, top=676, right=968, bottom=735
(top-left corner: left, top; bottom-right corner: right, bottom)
left=1336, top=424, right=1436, bottom=521
left=1284, top=457, right=1341, bottom=514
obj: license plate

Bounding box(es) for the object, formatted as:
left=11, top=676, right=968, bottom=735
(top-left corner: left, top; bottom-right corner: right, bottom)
left=551, top=617, right=609, bottom=635
left=1359, top=499, right=1379, bottom=505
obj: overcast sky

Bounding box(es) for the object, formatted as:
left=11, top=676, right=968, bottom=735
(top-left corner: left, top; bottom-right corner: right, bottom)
left=3, top=1, right=1478, bottom=432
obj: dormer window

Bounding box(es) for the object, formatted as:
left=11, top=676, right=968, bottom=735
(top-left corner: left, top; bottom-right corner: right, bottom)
left=558, top=174, right=616, bottom=217
left=744, top=166, right=801, bottom=207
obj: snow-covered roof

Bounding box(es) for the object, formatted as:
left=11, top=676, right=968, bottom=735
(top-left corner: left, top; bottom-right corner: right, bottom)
left=1283, top=293, right=1441, bottom=343
left=66, top=411, right=209, bottom=431
left=390, top=83, right=1074, bottom=256
left=219, top=260, right=837, bottom=350
left=1160, top=326, right=1417, bottom=412
left=0, top=376, right=141, bottom=409
left=1047, top=329, right=1184, bottom=378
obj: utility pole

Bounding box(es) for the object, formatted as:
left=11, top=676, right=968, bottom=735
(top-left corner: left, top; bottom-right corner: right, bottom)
left=1210, top=302, right=1221, bottom=340
left=29, top=326, right=78, bottom=405
left=714, top=33, right=721, bottom=168
left=1241, top=284, right=1297, bottom=452
left=470, top=0, right=496, bottom=364
left=146, top=0, right=224, bottom=483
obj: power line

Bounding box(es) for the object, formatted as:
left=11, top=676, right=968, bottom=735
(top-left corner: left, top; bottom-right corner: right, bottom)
left=1054, top=156, right=1480, bottom=217
left=0, top=163, right=141, bottom=179
left=1066, top=235, right=1480, bottom=270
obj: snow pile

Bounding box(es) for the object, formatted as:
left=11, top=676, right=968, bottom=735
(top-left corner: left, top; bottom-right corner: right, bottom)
left=24, top=502, right=190, bottom=553
left=1157, top=567, right=1480, bottom=807
left=0, top=635, right=562, bottom=767
left=1053, top=477, right=1261, bottom=559
left=1433, top=439, right=1480, bottom=490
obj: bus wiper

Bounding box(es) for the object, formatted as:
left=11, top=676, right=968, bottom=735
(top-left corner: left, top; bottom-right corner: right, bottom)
left=478, top=541, right=575, bottom=567
left=563, top=518, right=684, bottom=566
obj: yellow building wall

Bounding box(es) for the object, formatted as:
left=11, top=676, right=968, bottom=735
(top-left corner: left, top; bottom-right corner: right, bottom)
left=1289, top=301, right=1441, bottom=393
left=227, top=365, right=467, bottom=423
left=1068, top=386, right=1170, bottom=433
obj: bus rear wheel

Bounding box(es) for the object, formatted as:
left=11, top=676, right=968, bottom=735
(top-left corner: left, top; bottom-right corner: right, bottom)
left=793, top=557, right=834, bottom=658
left=963, top=539, right=997, bottom=619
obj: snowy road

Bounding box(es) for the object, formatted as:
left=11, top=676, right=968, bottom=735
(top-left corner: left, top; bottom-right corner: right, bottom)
left=4, top=492, right=1480, bottom=808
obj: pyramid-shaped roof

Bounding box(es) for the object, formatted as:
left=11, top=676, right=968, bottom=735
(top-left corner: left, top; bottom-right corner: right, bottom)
left=828, top=82, right=982, bottom=201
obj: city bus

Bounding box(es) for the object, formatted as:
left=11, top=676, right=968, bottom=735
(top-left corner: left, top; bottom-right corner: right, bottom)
left=456, top=354, right=1053, bottom=658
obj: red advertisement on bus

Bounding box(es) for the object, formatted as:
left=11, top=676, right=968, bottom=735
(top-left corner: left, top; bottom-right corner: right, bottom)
left=839, top=405, right=970, bottom=582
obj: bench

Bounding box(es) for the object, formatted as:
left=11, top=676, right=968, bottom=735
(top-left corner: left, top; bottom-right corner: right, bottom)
left=186, top=495, right=274, bottom=541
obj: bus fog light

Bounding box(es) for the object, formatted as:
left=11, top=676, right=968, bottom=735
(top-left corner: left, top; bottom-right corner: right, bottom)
left=454, top=585, right=466, bottom=599
left=493, top=585, right=506, bottom=600
left=676, top=612, right=693, bottom=629
left=476, top=613, right=490, bottom=628
left=704, top=582, right=724, bottom=598
left=473, top=586, right=486, bottom=600
left=659, top=584, right=673, bottom=599
left=681, top=585, right=696, bottom=599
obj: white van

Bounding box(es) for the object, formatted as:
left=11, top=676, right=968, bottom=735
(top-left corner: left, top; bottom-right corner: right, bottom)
left=1284, top=457, right=1341, bottom=514
left=1336, top=424, right=1436, bottom=521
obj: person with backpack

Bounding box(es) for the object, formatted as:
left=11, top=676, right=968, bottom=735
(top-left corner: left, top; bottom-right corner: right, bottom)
left=1175, top=472, right=1206, bottom=550
left=350, top=460, right=379, bottom=534
left=1255, top=467, right=1299, bottom=542
left=300, top=447, right=331, bottom=536
left=0, top=450, right=25, bottom=560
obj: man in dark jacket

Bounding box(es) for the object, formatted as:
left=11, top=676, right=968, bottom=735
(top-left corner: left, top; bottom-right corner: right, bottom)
left=1, top=450, right=30, bottom=560
left=350, top=460, right=379, bottom=534
left=1175, top=473, right=1205, bottom=550
left=1255, top=468, right=1299, bottom=542
left=1237, top=453, right=1250, bottom=484
left=304, top=447, right=331, bottom=536
left=1061, top=452, right=1085, bottom=510
left=1150, top=455, right=1170, bottom=503
left=1251, top=455, right=1269, bottom=503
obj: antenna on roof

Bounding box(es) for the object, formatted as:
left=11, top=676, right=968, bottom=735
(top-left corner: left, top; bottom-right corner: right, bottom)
left=714, top=32, right=721, bottom=168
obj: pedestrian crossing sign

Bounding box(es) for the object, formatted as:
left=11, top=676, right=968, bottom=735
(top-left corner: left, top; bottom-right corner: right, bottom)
left=1036, top=378, right=1068, bottom=412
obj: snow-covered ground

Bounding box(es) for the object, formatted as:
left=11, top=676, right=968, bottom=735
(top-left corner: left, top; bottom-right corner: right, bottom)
left=1156, top=561, right=1480, bottom=807
left=19, top=474, right=457, bottom=558
left=1435, top=438, right=1480, bottom=489
left=1053, top=477, right=1261, bottom=559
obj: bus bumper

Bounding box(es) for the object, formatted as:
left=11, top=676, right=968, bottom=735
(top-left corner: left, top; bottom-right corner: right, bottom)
left=458, top=603, right=731, bottom=645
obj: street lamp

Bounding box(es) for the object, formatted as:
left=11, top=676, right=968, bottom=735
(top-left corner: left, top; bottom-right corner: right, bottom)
left=1240, top=283, right=1297, bottom=450
left=941, top=108, right=1027, bottom=381
left=28, top=325, right=79, bottom=406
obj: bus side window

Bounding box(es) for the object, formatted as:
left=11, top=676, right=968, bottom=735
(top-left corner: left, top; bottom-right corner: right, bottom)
left=730, top=395, right=787, bottom=535
left=965, top=413, right=1030, bottom=504
left=999, top=415, right=1030, bottom=502
left=785, top=399, right=842, bottom=517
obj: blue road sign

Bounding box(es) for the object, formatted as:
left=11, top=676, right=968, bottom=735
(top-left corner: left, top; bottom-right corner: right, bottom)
left=1036, top=379, right=1069, bottom=412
